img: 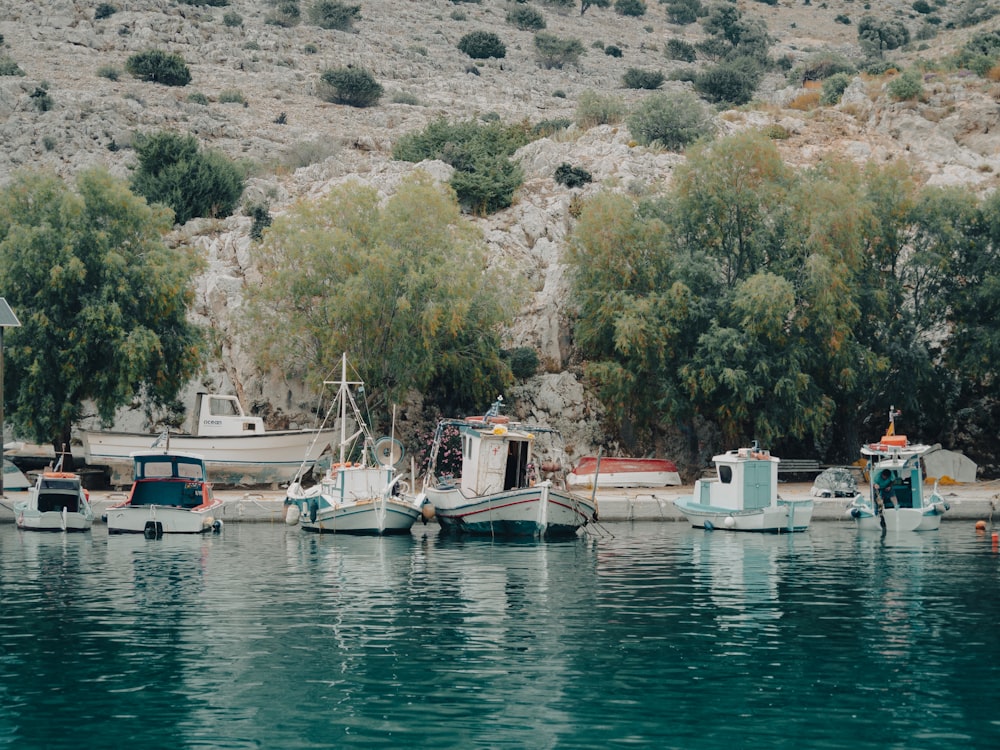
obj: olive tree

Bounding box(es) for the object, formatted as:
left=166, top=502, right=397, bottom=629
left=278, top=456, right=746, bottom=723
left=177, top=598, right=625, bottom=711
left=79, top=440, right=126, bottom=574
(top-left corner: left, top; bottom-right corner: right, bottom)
left=246, top=172, right=514, bottom=416
left=0, top=168, right=206, bottom=461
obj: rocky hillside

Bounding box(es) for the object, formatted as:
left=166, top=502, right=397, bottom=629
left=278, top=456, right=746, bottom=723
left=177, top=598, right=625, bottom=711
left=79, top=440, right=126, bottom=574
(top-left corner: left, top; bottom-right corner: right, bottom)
left=3, top=0, right=1000, bottom=470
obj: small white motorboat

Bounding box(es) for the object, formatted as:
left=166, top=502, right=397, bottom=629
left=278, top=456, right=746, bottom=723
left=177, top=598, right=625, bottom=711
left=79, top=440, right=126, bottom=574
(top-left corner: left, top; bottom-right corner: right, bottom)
left=846, top=407, right=948, bottom=532
left=105, top=449, right=224, bottom=536
left=14, top=469, right=95, bottom=532
left=674, top=444, right=813, bottom=533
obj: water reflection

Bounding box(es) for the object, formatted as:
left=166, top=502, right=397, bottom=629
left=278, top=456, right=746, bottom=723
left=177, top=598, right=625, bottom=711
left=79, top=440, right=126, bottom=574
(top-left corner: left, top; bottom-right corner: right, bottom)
left=1, top=522, right=999, bottom=748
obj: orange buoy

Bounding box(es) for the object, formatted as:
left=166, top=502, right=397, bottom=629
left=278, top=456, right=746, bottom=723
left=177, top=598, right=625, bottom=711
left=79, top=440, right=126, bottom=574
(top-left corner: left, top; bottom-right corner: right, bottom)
left=976, top=520, right=987, bottom=532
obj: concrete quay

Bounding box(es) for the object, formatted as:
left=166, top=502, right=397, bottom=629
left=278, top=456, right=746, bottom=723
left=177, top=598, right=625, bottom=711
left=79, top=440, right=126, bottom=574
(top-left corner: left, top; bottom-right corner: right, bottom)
left=2, top=481, right=998, bottom=526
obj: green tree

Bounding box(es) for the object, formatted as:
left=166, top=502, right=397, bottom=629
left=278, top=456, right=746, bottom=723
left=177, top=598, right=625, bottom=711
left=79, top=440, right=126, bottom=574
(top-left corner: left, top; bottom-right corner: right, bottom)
left=0, top=168, right=205, bottom=459
left=308, top=0, right=360, bottom=30
left=317, top=66, right=384, bottom=107
left=246, top=172, right=513, bottom=415
left=857, top=15, right=911, bottom=58
left=534, top=32, right=585, bottom=69
left=693, top=57, right=761, bottom=105
left=665, top=0, right=702, bottom=24
left=125, top=49, right=192, bottom=86
left=886, top=69, right=923, bottom=101
left=458, top=31, right=507, bottom=59
left=392, top=117, right=530, bottom=215
left=819, top=72, right=852, bottom=105
left=622, top=67, right=665, bottom=90
left=130, top=131, right=246, bottom=225
left=626, top=90, right=713, bottom=149
left=508, top=5, right=546, bottom=28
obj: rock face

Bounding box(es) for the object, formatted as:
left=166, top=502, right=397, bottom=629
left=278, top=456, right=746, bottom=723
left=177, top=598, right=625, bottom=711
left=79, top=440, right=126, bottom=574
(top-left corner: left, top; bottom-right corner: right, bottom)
left=3, top=1, right=1000, bottom=466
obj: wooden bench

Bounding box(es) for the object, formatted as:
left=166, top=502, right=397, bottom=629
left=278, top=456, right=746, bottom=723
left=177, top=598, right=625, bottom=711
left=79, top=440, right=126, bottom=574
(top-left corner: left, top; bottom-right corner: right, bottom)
left=777, top=459, right=823, bottom=475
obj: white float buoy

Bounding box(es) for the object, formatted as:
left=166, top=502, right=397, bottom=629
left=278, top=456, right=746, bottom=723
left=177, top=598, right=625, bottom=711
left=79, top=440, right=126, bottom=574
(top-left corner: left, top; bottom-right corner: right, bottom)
left=724, top=516, right=735, bottom=528
left=285, top=504, right=301, bottom=526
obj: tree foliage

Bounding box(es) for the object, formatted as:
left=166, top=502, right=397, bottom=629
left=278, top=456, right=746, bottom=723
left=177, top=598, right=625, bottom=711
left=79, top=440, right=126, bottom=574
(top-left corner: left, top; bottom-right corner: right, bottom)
left=392, top=117, right=531, bottom=214
left=317, top=66, right=383, bottom=107
left=858, top=15, right=911, bottom=58
left=308, top=0, right=361, bottom=30
left=534, top=32, right=585, bottom=69
left=458, top=30, right=507, bottom=59
left=130, top=131, right=246, bottom=225
left=565, top=130, right=999, bottom=464
left=0, top=168, right=205, bottom=457
left=125, top=49, right=192, bottom=86
left=626, top=90, right=713, bottom=150
left=245, top=172, right=514, bottom=417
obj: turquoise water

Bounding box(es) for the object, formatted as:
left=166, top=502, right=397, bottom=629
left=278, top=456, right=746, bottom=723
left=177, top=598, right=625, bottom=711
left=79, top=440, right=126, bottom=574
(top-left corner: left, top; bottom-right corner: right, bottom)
left=1, top=520, right=999, bottom=749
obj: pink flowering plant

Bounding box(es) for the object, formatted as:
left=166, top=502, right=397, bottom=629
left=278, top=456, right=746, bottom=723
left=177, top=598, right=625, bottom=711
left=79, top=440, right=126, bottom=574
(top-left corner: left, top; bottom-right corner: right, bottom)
left=417, top=423, right=463, bottom=479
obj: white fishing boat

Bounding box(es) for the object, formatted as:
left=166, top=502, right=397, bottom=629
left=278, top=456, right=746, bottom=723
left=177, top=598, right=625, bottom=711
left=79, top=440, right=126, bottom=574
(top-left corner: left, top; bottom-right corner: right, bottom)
left=567, top=456, right=681, bottom=489
left=847, top=407, right=948, bottom=532
left=673, top=444, right=813, bottom=533
left=421, top=398, right=598, bottom=538
left=283, top=354, right=424, bottom=535
left=14, top=469, right=95, bottom=532
left=105, top=449, right=224, bottom=536
left=81, top=392, right=338, bottom=487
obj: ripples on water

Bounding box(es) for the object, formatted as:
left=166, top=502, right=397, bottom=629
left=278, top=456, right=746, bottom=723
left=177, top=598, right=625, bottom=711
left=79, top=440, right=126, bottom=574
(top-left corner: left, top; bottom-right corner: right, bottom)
left=1, top=521, right=999, bottom=749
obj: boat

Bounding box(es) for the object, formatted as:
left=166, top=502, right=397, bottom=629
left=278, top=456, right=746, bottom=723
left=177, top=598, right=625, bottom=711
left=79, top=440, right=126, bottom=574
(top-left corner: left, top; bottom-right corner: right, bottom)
left=105, top=448, right=224, bottom=536
left=846, top=407, right=949, bottom=532
left=3, top=457, right=30, bottom=491
left=567, top=456, right=681, bottom=489
left=283, top=354, right=424, bottom=535
left=14, top=469, right=95, bottom=532
left=673, top=444, right=813, bottom=532
left=420, top=397, right=598, bottom=538
left=80, top=392, right=339, bottom=488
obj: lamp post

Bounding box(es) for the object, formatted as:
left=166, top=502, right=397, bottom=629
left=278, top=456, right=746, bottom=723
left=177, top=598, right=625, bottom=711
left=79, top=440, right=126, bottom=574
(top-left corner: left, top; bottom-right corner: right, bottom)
left=0, top=298, right=21, bottom=498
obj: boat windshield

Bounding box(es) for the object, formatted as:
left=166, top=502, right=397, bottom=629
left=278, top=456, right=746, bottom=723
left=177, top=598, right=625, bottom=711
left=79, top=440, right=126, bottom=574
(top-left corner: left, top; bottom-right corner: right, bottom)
left=137, top=457, right=206, bottom=481
left=209, top=397, right=242, bottom=417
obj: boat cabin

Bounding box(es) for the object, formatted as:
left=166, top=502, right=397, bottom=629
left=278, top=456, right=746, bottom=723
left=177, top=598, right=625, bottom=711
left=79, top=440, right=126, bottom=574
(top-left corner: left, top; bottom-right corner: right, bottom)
left=869, top=456, right=926, bottom=510
left=862, top=434, right=931, bottom=510
left=457, top=419, right=533, bottom=496
left=193, top=393, right=266, bottom=437
left=35, top=474, right=84, bottom=513
left=696, top=448, right=779, bottom=510
left=320, top=464, right=395, bottom=503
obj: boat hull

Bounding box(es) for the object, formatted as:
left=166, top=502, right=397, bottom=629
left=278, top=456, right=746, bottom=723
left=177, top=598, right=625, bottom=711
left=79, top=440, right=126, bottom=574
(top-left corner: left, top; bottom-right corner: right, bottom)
left=82, top=429, right=338, bottom=487
left=15, top=507, right=93, bottom=532
left=849, top=506, right=944, bottom=532
left=105, top=504, right=222, bottom=534
left=296, top=499, right=422, bottom=535
left=567, top=457, right=681, bottom=489
left=673, top=498, right=814, bottom=533
left=425, top=483, right=597, bottom=538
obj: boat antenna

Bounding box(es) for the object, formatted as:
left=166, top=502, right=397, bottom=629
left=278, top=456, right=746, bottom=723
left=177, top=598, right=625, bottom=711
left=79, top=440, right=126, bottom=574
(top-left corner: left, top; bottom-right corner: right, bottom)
left=887, top=406, right=901, bottom=436
left=486, top=395, right=504, bottom=418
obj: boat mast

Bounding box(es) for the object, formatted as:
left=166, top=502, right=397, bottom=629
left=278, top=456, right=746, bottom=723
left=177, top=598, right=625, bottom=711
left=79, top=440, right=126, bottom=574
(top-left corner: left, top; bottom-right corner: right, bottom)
left=338, top=352, right=348, bottom=466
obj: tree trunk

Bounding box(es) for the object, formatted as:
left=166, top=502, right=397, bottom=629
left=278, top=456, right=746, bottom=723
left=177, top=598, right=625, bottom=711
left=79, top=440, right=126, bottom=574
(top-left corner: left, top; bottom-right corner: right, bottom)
left=53, top=426, right=75, bottom=472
